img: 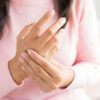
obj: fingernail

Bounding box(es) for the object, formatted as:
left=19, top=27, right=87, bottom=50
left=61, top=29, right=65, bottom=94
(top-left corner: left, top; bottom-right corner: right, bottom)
left=27, top=49, right=33, bottom=55
left=60, top=17, right=66, bottom=25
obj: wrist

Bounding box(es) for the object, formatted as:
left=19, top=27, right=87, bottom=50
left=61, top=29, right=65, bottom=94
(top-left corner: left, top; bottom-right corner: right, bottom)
left=8, top=55, right=28, bottom=85
left=60, top=68, right=75, bottom=89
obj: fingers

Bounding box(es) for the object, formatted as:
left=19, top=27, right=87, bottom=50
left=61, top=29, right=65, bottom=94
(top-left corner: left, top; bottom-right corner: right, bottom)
left=30, top=51, right=62, bottom=85
left=27, top=9, right=55, bottom=39
left=54, top=29, right=65, bottom=48
left=39, top=29, right=65, bottom=58
left=38, top=18, right=66, bottom=45
left=45, top=29, right=65, bottom=49
left=20, top=52, right=56, bottom=90
left=35, top=10, right=55, bottom=29
left=40, top=38, right=57, bottom=57
left=21, top=61, right=51, bottom=92
left=34, top=76, right=52, bottom=92
left=27, top=49, right=60, bottom=77
left=47, top=45, right=58, bottom=59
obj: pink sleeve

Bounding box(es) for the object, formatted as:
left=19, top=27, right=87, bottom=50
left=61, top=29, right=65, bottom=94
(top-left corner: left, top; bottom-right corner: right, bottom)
left=67, top=0, right=100, bottom=90
left=0, top=63, right=18, bottom=98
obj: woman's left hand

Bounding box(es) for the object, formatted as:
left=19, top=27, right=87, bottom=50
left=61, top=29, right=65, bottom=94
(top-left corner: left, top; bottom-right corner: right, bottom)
left=19, top=49, right=75, bottom=92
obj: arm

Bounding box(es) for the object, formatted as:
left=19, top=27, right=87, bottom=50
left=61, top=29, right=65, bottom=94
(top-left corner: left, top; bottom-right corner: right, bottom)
left=17, top=0, right=100, bottom=92
left=0, top=10, right=66, bottom=98
left=67, top=0, right=100, bottom=90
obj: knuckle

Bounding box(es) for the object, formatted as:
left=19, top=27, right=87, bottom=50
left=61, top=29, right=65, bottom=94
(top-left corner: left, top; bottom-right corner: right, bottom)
left=47, top=29, right=54, bottom=36
left=34, top=25, right=41, bottom=31
left=24, top=54, right=29, bottom=60
left=53, top=37, right=58, bottom=43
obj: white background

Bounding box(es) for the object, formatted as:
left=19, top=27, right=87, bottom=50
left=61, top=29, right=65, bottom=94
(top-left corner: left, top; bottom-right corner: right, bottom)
left=87, top=0, right=100, bottom=100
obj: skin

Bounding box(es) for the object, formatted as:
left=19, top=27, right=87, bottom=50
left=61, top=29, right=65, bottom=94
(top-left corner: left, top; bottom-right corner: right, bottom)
left=20, top=50, right=75, bottom=92
left=8, top=9, right=75, bottom=92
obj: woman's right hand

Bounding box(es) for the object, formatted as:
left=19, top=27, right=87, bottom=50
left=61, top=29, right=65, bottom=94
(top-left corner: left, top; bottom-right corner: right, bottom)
left=8, top=10, right=66, bottom=85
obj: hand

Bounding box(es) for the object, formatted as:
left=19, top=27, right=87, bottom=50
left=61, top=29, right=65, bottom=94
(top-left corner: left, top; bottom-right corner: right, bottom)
left=16, top=10, right=66, bottom=58
left=19, top=50, right=75, bottom=92
left=8, top=10, right=66, bottom=84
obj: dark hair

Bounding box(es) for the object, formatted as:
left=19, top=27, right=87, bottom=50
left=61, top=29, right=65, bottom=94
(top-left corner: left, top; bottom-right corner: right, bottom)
left=0, top=0, right=9, bottom=39
left=57, top=0, right=72, bottom=22
left=0, top=0, right=72, bottom=39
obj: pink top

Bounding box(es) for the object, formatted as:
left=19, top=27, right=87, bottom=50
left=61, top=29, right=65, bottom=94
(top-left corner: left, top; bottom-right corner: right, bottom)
left=0, top=0, right=100, bottom=100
